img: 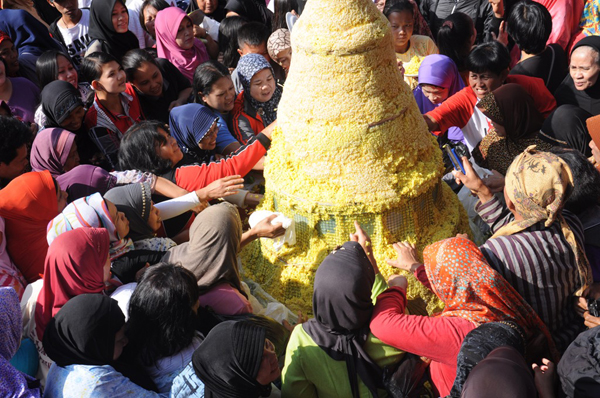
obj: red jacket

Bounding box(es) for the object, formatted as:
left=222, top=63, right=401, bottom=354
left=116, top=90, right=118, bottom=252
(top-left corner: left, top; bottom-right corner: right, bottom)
left=230, top=91, right=265, bottom=145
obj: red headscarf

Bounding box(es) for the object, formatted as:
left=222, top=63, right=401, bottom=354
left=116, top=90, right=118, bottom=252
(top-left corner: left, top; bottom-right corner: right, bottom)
left=423, top=237, right=554, bottom=345
left=34, top=227, right=109, bottom=340
left=0, top=171, right=58, bottom=283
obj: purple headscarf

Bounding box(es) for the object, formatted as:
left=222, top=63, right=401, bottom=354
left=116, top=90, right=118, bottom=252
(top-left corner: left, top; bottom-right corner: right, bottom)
left=413, top=55, right=465, bottom=143
left=30, top=128, right=76, bottom=177
left=0, top=287, right=41, bottom=397
left=56, top=165, right=117, bottom=203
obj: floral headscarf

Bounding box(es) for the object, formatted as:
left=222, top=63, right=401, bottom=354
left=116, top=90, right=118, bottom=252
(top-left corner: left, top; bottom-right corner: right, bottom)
left=237, top=53, right=282, bottom=126
left=267, top=28, right=291, bottom=61
left=492, top=146, right=592, bottom=294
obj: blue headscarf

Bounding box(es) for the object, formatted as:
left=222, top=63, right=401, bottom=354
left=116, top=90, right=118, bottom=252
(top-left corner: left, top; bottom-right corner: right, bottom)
left=236, top=53, right=281, bottom=126
left=169, top=103, right=219, bottom=164
left=0, top=9, right=62, bottom=56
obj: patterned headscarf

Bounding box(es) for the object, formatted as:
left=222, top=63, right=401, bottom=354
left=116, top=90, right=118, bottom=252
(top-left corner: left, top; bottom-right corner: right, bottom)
left=237, top=53, right=282, bottom=126
left=492, top=146, right=592, bottom=294
left=169, top=103, right=218, bottom=162
left=423, top=236, right=557, bottom=357
left=267, top=28, right=291, bottom=61
left=47, top=192, right=134, bottom=260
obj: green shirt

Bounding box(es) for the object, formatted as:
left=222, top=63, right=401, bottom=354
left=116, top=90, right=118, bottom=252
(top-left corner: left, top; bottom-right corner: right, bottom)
left=281, top=274, right=405, bottom=398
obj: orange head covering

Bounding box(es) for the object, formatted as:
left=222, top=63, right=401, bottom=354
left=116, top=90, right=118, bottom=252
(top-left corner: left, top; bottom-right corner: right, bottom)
left=423, top=237, right=555, bottom=352
left=0, top=171, right=58, bottom=283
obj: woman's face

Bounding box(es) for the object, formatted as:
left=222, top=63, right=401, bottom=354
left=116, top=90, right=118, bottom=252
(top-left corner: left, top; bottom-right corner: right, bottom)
left=97, top=61, right=127, bottom=94
left=275, top=48, right=292, bottom=73
left=157, top=128, right=184, bottom=166
left=60, top=105, right=85, bottom=131
left=197, top=0, right=218, bottom=14
left=388, top=10, right=413, bottom=53
left=198, top=122, right=218, bottom=150
left=420, top=84, right=449, bottom=105
left=0, top=40, right=19, bottom=76
left=202, top=76, right=235, bottom=113
left=147, top=204, right=161, bottom=232
left=176, top=18, right=195, bottom=50
left=106, top=199, right=130, bottom=239
left=249, top=68, right=275, bottom=103
left=255, top=339, right=280, bottom=385
left=143, top=5, right=159, bottom=38
left=570, top=47, right=600, bottom=91
left=131, top=61, right=163, bottom=97
left=63, top=141, right=80, bottom=172
left=113, top=326, right=129, bottom=360
left=112, top=1, right=129, bottom=33
left=56, top=55, right=78, bottom=88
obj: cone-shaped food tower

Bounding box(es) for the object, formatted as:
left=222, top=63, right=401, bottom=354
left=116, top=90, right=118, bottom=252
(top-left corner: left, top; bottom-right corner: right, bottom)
left=242, top=0, right=467, bottom=314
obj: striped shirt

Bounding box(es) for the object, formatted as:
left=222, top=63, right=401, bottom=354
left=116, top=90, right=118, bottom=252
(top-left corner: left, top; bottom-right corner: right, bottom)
left=476, top=196, right=585, bottom=351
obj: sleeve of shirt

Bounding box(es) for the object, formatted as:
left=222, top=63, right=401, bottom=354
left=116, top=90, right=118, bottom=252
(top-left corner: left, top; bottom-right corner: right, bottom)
left=215, top=114, right=239, bottom=153
left=281, top=328, right=319, bottom=398
left=474, top=195, right=515, bottom=233
left=413, top=265, right=432, bottom=292
left=175, top=133, right=270, bottom=191
left=88, top=126, right=121, bottom=169
left=90, top=366, right=165, bottom=398
left=371, top=272, right=389, bottom=303
left=153, top=192, right=200, bottom=220
left=370, top=287, right=472, bottom=366
left=426, top=87, right=475, bottom=133
left=231, top=111, right=257, bottom=145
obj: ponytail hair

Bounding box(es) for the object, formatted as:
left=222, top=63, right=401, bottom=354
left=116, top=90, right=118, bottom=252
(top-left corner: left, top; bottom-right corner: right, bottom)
left=437, top=12, right=474, bottom=73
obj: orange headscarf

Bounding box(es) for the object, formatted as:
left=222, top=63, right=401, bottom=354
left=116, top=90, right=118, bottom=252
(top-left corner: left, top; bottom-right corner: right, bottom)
left=423, top=237, right=554, bottom=347
left=0, top=171, right=58, bottom=283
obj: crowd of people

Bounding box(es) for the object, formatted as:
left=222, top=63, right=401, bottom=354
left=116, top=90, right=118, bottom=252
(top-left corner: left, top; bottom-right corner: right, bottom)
left=1, top=0, right=600, bottom=396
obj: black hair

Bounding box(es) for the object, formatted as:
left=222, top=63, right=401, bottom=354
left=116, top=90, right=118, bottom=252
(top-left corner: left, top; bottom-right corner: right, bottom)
left=118, top=121, right=173, bottom=174
left=36, top=50, right=76, bottom=90
left=466, top=41, right=510, bottom=76
left=122, top=49, right=158, bottom=82
left=0, top=116, right=32, bottom=165
left=218, top=16, right=246, bottom=69
left=125, top=263, right=200, bottom=366
left=272, top=0, right=298, bottom=31
left=548, top=147, right=600, bottom=214
left=236, top=21, right=270, bottom=50
left=437, top=12, right=475, bottom=73
left=383, top=0, right=414, bottom=17
left=80, top=52, right=120, bottom=83
left=138, top=0, right=170, bottom=35
left=193, top=60, right=230, bottom=104
left=506, top=1, right=552, bottom=55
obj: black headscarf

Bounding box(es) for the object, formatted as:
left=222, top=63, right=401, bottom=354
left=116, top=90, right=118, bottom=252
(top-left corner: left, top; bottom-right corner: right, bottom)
left=302, top=241, right=383, bottom=398
left=449, top=321, right=526, bottom=397
left=88, top=0, right=139, bottom=61
left=557, top=325, right=600, bottom=398
left=104, top=182, right=154, bottom=241
left=192, top=320, right=271, bottom=398
left=42, top=294, right=124, bottom=367
left=40, top=80, right=83, bottom=128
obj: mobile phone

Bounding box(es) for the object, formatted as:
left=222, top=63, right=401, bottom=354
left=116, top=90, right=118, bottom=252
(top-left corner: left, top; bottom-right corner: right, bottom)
left=443, top=144, right=465, bottom=174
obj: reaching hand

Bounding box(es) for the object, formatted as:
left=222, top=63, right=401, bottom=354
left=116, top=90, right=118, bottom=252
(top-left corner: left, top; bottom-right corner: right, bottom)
left=252, top=214, right=286, bottom=238
left=453, top=157, right=493, bottom=201
left=388, top=275, right=408, bottom=290
left=482, top=170, right=505, bottom=193
left=195, top=175, right=245, bottom=201
left=386, top=241, right=421, bottom=272
left=349, top=221, right=377, bottom=271
left=584, top=311, right=600, bottom=328
left=532, top=358, right=556, bottom=398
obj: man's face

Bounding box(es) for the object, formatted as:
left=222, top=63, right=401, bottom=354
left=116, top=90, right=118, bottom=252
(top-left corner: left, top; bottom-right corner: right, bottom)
left=238, top=43, right=271, bottom=62
left=0, top=144, right=28, bottom=181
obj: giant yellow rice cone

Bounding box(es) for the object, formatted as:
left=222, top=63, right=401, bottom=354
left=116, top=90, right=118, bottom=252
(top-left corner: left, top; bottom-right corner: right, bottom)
left=242, top=0, right=468, bottom=314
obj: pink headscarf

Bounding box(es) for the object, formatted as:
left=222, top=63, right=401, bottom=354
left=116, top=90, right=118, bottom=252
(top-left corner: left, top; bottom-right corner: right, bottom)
left=155, top=7, right=209, bottom=82
left=30, top=128, right=76, bottom=177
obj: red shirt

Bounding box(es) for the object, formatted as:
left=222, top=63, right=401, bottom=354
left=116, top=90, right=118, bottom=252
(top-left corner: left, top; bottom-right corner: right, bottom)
left=84, top=83, right=144, bottom=134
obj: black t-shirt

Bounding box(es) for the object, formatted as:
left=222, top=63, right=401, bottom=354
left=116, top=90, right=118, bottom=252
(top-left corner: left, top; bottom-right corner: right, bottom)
left=136, top=58, right=191, bottom=125
left=510, top=44, right=569, bottom=95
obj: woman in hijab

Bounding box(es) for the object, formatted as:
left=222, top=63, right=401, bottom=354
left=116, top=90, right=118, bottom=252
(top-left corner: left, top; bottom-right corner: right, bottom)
left=31, top=227, right=110, bottom=380
left=456, top=148, right=592, bottom=352
left=43, top=294, right=162, bottom=397
left=267, top=29, right=291, bottom=76
left=541, top=36, right=600, bottom=156
left=371, top=236, right=556, bottom=397
left=413, top=54, right=465, bottom=146
left=191, top=320, right=280, bottom=397
left=30, top=128, right=79, bottom=177
left=472, top=83, right=552, bottom=175
left=231, top=54, right=282, bottom=144
left=0, top=170, right=66, bottom=284
left=155, top=7, right=210, bottom=83
left=0, top=287, right=41, bottom=398
left=85, top=0, right=140, bottom=62
left=169, top=103, right=220, bottom=165
left=282, top=240, right=404, bottom=398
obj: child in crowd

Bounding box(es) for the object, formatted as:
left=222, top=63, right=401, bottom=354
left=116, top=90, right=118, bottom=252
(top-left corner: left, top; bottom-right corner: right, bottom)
left=385, top=0, right=438, bottom=89
left=48, top=0, right=91, bottom=67
left=82, top=52, right=144, bottom=169
left=267, top=28, right=291, bottom=76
